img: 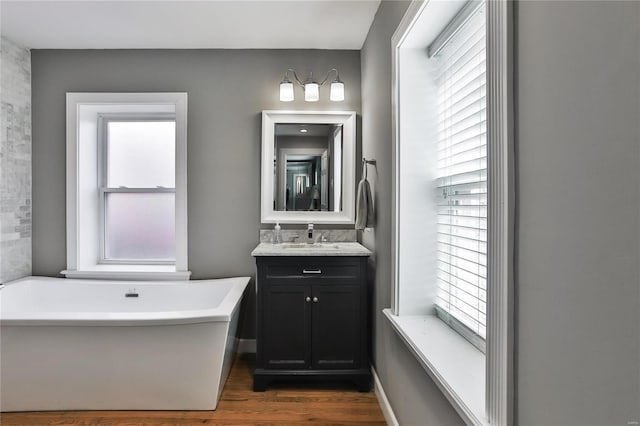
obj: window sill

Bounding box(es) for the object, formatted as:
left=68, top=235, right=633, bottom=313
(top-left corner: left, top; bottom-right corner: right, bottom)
left=383, top=309, right=487, bottom=426
left=61, top=265, right=192, bottom=281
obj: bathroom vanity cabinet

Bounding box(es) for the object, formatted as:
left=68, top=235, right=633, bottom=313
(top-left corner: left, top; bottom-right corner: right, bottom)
left=251, top=247, right=371, bottom=392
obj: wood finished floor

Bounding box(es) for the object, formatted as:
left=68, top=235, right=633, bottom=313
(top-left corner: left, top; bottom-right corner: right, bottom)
left=1, top=354, right=386, bottom=426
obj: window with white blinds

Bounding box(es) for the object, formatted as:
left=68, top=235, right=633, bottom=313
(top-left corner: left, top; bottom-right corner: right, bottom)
left=432, top=2, right=487, bottom=345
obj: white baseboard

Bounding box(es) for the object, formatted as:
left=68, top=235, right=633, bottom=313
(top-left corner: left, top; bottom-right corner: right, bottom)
left=237, top=338, right=256, bottom=354
left=372, top=365, right=399, bottom=426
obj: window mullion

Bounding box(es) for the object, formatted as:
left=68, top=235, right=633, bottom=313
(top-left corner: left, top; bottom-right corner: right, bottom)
left=102, top=187, right=176, bottom=193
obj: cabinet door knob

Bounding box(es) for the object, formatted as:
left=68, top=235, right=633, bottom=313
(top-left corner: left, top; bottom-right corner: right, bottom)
left=312, top=297, right=319, bottom=303
left=305, top=296, right=311, bottom=302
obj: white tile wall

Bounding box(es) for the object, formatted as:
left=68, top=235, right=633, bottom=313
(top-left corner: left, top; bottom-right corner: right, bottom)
left=1, top=37, right=32, bottom=283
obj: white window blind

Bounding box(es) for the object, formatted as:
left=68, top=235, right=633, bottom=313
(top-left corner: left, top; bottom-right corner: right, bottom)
left=433, top=2, right=487, bottom=343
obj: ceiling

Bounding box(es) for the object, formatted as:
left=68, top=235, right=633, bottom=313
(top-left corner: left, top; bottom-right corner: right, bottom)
left=0, top=0, right=381, bottom=50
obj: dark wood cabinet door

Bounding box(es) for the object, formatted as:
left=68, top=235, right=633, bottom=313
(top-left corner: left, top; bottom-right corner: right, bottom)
left=261, top=284, right=311, bottom=369
left=311, top=284, right=361, bottom=370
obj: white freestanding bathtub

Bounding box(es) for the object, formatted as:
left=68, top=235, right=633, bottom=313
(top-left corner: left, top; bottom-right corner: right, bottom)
left=0, top=276, right=250, bottom=412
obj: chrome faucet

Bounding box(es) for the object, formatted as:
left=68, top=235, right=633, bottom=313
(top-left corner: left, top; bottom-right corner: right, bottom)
left=307, top=223, right=314, bottom=243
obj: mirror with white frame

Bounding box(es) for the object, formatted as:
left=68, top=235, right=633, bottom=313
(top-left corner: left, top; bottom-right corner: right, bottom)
left=261, top=111, right=356, bottom=224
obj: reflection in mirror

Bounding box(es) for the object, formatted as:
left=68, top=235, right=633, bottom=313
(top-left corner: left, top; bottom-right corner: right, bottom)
left=274, top=123, right=343, bottom=212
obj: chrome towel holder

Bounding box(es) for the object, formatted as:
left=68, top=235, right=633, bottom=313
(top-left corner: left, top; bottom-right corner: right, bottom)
left=362, top=158, right=376, bottom=179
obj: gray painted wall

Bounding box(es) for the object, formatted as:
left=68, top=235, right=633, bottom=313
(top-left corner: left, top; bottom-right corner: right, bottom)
left=1, top=37, right=32, bottom=283
left=30, top=49, right=361, bottom=337
left=360, top=2, right=464, bottom=424
left=515, top=1, right=640, bottom=424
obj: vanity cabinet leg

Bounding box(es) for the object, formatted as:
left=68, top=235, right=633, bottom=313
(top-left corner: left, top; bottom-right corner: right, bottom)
left=253, top=376, right=268, bottom=392
left=355, top=376, right=372, bottom=392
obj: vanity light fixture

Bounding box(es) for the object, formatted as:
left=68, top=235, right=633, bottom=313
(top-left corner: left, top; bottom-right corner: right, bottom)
left=304, top=72, right=320, bottom=102
left=279, top=75, right=295, bottom=102
left=279, top=68, right=345, bottom=102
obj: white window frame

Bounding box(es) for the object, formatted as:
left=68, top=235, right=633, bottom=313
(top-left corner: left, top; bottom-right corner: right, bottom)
left=385, top=1, right=513, bottom=425
left=97, top=113, right=177, bottom=265
left=64, top=92, right=190, bottom=280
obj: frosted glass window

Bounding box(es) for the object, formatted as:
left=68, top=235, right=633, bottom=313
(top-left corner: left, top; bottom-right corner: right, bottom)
left=105, top=193, right=175, bottom=260
left=107, top=121, right=175, bottom=188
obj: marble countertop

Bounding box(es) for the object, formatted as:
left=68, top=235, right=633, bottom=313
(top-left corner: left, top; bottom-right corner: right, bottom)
left=251, top=242, right=372, bottom=257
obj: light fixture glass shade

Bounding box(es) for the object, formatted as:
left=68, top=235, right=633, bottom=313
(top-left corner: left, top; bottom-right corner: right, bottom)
left=279, top=81, right=294, bottom=102
left=330, top=81, right=345, bottom=101
left=304, top=82, right=320, bottom=102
